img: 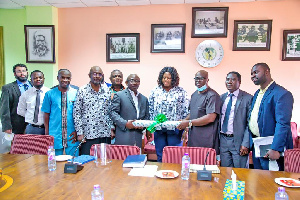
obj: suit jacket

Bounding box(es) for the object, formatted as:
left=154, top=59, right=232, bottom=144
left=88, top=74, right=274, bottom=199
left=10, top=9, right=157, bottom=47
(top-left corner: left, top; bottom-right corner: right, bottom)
left=249, top=82, right=294, bottom=152
left=111, top=88, right=149, bottom=148
left=0, top=81, right=27, bottom=134
left=220, top=90, right=252, bottom=152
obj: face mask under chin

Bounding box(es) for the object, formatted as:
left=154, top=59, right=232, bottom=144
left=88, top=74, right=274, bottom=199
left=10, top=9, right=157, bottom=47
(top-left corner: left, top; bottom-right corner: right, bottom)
left=196, top=84, right=207, bottom=92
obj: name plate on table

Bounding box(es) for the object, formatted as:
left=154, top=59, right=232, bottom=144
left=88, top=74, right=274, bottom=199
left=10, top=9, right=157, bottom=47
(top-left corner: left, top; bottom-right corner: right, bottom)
left=132, top=120, right=181, bottom=130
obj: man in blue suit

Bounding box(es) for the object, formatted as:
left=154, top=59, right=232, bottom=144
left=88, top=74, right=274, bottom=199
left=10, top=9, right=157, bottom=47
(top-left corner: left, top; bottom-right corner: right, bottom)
left=249, top=63, right=294, bottom=171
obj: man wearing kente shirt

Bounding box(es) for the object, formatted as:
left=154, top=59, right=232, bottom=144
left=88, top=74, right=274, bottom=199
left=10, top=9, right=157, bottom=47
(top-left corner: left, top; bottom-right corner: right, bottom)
left=42, top=69, right=79, bottom=156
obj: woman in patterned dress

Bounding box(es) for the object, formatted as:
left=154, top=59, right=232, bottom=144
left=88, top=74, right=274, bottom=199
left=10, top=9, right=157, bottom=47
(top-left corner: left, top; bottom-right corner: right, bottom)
left=148, top=66, right=189, bottom=162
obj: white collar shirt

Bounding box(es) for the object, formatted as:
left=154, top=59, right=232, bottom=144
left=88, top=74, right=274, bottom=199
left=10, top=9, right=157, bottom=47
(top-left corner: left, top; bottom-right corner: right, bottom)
left=17, top=86, right=50, bottom=125
left=128, top=88, right=140, bottom=119
left=221, top=89, right=240, bottom=134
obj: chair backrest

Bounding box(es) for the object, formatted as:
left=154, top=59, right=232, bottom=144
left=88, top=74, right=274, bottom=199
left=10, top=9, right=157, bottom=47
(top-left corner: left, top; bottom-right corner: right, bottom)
left=291, top=122, right=299, bottom=148
left=10, top=134, right=54, bottom=155
left=144, top=133, right=154, bottom=144
left=284, top=148, right=300, bottom=173
left=90, top=144, right=140, bottom=160
left=162, top=146, right=217, bottom=165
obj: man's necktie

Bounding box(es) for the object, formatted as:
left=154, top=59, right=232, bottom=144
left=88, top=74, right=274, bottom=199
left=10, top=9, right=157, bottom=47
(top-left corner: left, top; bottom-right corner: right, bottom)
left=222, top=93, right=233, bottom=133
left=33, top=90, right=40, bottom=123
left=23, top=84, right=29, bottom=91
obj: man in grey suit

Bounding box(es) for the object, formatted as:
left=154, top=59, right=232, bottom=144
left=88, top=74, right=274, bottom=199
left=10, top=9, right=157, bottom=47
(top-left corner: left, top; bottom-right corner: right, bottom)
left=219, top=71, right=252, bottom=168
left=0, top=64, right=32, bottom=134
left=111, top=74, right=149, bottom=148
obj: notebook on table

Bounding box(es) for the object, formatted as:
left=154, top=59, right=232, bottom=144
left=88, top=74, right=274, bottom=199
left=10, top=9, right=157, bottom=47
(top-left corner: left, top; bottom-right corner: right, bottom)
left=67, top=155, right=95, bottom=165
left=123, top=154, right=147, bottom=168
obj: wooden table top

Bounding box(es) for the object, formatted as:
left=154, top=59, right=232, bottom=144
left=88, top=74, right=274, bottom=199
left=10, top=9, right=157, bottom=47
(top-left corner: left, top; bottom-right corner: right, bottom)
left=0, top=154, right=299, bottom=200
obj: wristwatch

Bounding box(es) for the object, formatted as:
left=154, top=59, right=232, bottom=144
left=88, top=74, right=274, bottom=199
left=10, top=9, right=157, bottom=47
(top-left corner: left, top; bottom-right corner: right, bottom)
left=188, top=120, right=192, bottom=128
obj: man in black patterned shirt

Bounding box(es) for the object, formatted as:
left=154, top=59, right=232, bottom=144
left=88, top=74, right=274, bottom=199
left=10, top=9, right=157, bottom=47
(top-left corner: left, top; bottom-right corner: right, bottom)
left=73, top=66, right=113, bottom=155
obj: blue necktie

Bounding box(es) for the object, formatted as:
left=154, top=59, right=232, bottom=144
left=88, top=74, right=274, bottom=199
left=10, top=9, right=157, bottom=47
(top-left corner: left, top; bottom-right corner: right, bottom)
left=23, top=84, right=29, bottom=91
left=222, top=93, right=233, bottom=133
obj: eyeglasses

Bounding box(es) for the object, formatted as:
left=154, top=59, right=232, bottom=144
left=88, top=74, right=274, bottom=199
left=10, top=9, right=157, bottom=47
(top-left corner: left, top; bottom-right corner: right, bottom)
left=15, top=70, right=27, bottom=74
left=194, top=77, right=206, bottom=81
left=92, top=73, right=103, bottom=77
left=129, top=79, right=140, bottom=83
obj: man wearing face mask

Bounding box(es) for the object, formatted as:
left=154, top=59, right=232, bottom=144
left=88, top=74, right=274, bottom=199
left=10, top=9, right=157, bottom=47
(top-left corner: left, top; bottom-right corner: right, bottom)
left=177, top=70, right=221, bottom=152
left=0, top=64, right=32, bottom=135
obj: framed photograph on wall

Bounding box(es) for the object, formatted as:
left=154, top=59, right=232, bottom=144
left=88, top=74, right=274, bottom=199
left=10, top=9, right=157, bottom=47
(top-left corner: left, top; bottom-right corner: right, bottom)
left=151, top=24, right=186, bottom=53
left=24, top=25, right=55, bottom=63
left=233, top=20, right=272, bottom=51
left=282, top=30, right=300, bottom=61
left=106, top=33, right=140, bottom=62
left=191, top=7, right=229, bottom=38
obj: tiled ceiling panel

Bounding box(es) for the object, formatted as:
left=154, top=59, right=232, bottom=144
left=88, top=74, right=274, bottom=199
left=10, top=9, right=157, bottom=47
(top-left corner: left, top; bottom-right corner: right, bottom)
left=0, top=0, right=283, bottom=9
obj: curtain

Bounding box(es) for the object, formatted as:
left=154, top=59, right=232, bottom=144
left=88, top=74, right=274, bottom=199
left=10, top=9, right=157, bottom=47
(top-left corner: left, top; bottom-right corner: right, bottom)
left=0, top=26, right=4, bottom=88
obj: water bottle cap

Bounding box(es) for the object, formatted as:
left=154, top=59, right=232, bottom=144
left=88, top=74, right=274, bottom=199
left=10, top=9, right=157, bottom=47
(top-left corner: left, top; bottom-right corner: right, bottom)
left=278, top=187, right=285, bottom=192
left=184, top=153, right=189, bottom=156
left=94, top=184, right=100, bottom=190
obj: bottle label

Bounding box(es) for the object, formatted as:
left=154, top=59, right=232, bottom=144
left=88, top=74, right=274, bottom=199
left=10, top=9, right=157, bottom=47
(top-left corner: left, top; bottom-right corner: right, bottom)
left=48, top=150, right=54, bottom=161
left=184, top=162, right=189, bottom=168
left=182, top=160, right=189, bottom=169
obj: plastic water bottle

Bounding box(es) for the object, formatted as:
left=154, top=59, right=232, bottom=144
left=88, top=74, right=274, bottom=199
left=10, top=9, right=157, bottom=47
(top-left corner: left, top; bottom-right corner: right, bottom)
left=181, top=153, right=190, bottom=180
left=275, top=187, right=289, bottom=200
left=91, top=184, right=104, bottom=200
left=48, top=146, right=56, bottom=171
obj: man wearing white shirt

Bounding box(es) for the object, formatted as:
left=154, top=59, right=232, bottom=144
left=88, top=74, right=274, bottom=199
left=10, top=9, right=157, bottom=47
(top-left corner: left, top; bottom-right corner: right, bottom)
left=219, top=72, right=252, bottom=168
left=111, top=74, right=149, bottom=148
left=17, top=70, right=49, bottom=135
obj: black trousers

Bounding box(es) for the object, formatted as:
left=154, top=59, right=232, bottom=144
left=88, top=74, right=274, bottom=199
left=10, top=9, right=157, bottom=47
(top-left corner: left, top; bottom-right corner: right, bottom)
left=80, top=137, right=111, bottom=155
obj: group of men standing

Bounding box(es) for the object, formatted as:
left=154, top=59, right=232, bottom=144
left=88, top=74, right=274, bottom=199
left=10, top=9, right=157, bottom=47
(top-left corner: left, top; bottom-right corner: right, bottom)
left=0, top=62, right=294, bottom=171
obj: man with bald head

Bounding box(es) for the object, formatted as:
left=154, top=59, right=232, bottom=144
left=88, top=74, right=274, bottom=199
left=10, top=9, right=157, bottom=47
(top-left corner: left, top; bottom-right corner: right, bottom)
left=177, top=70, right=221, bottom=152
left=73, top=66, right=113, bottom=155
left=249, top=63, right=294, bottom=171
left=42, top=69, right=79, bottom=156
left=111, top=74, right=149, bottom=148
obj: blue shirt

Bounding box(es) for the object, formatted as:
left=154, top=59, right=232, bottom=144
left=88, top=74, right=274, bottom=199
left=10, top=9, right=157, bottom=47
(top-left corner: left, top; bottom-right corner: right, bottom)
left=17, top=80, right=32, bottom=94
left=41, top=86, right=79, bottom=149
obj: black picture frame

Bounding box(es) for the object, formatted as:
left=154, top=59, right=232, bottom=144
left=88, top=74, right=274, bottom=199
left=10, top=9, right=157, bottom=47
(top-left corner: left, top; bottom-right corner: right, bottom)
left=282, top=29, right=300, bottom=61
left=192, top=7, right=229, bottom=38
left=151, top=24, right=186, bottom=53
left=233, top=20, right=272, bottom=51
left=106, top=33, right=140, bottom=62
left=24, top=25, right=55, bottom=63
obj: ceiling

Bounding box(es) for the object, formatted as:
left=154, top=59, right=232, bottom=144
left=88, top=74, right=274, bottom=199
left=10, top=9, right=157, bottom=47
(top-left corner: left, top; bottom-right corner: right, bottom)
left=0, top=0, right=281, bottom=9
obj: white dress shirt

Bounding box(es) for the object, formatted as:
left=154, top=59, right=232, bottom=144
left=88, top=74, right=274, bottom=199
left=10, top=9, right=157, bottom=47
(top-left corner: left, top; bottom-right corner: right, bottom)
left=221, top=89, right=240, bottom=134
left=17, top=86, right=50, bottom=126
left=128, top=88, right=140, bottom=119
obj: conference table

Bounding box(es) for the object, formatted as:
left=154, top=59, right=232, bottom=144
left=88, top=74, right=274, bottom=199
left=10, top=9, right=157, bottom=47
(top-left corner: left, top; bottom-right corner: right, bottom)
left=0, top=154, right=299, bottom=200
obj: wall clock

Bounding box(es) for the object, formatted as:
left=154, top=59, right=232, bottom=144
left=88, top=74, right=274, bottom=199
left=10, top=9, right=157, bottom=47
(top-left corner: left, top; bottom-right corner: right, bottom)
left=195, top=40, right=224, bottom=68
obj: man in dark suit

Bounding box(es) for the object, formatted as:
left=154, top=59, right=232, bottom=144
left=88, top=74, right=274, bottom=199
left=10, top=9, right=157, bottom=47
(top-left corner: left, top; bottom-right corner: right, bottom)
left=0, top=64, right=32, bottom=134
left=111, top=74, right=149, bottom=148
left=249, top=63, right=294, bottom=171
left=219, top=72, right=252, bottom=168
